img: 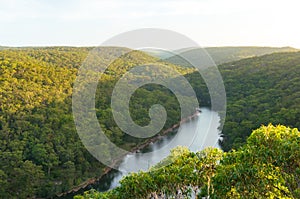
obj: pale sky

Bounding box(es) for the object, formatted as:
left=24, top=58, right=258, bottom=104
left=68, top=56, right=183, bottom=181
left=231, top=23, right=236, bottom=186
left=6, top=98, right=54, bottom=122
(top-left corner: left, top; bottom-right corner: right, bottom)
left=1, top=0, right=300, bottom=48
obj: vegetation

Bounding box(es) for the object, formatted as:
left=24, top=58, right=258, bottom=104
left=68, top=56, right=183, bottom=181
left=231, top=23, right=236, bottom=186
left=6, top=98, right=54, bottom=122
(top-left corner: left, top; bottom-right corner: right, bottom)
left=75, top=124, right=300, bottom=199
left=206, top=46, right=298, bottom=65
left=165, top=46, right=298, bottom=67
left=0, top=46, right=299, bottom=198
left=0, top=47, right=94, bottom=198
left=183, top=51, right=300, bottom=150
left=0, top=47, right=193, bottom=198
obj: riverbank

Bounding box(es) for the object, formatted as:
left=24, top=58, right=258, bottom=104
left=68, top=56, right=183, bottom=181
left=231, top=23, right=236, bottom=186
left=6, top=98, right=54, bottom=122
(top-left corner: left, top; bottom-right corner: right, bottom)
left=56, top=111, right=200, bottom=198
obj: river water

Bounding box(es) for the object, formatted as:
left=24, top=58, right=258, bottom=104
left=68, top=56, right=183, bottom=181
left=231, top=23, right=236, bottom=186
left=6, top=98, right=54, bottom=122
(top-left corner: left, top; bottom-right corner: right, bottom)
left=62, top=107, right=221, bottom=198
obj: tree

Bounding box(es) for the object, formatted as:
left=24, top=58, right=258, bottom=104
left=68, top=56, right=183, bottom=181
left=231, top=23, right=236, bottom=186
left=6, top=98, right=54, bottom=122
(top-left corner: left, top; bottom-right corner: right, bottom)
left=213, top=124, right=300, bottom=198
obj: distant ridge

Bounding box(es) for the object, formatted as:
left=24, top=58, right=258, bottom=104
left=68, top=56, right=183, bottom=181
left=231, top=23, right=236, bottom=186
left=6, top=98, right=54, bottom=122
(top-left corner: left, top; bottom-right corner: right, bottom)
left=159, top=46, right=299, bottom=67
left=0, top=46, right=9, bottom=50
left=205, top=46, right=298, bottom=65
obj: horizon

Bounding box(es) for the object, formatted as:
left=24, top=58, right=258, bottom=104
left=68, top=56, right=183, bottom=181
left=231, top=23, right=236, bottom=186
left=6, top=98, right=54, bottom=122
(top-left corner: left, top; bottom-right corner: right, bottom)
left=0, top=45, right=298, bottom=49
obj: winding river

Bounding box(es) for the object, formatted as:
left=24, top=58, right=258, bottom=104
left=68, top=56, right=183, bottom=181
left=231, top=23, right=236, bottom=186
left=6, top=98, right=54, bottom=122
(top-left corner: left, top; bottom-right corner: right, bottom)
left=61, top=107, right=221, bottom=198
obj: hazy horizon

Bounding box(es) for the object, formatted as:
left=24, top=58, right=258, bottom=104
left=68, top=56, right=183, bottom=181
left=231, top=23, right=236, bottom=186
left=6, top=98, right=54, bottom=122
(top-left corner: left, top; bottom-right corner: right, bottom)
left=0, top=45, right=298, bottom=49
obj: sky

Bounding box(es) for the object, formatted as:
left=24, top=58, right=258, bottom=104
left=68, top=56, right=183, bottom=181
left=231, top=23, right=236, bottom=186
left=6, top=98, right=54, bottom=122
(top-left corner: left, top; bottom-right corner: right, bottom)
left=1, top=0, right=300, bottom=48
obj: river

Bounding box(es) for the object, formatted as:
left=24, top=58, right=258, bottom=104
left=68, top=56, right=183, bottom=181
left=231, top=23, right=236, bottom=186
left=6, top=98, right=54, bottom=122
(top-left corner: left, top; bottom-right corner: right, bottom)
left=61, top=107, right=221, bottom=198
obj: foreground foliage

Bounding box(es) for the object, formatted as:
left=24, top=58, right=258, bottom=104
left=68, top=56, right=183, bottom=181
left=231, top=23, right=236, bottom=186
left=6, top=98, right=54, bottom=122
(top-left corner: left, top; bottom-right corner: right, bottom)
left=75, top=124, right=300, bottom=199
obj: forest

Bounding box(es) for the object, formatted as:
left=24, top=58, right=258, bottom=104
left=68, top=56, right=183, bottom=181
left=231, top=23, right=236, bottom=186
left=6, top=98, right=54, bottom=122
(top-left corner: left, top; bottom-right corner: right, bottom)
left=0, top=46, right=299, bottom=198
left=185, top=51, right=300, bottom=151
left=0, top=47, right=193, bottom=198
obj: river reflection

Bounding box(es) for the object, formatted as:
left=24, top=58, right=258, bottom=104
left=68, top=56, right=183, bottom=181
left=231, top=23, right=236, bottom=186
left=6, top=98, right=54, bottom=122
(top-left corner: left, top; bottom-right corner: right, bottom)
left=105, top=107, right=221, bottom=190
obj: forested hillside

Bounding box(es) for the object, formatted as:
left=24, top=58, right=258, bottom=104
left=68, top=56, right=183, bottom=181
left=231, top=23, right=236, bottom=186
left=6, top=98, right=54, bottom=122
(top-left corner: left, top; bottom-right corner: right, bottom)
left=206, top=46, right=298, bottom=64
left=0, top=47, right=93, bottom=198
left=181, top=51, right=300, bottom=150
left=0, top=47, right=194, bottom=198
left=0, top=47, right=300, bottom=198
left=215, top=52, right=300, bottom=150
left=165, top=46, right=297, bottom=67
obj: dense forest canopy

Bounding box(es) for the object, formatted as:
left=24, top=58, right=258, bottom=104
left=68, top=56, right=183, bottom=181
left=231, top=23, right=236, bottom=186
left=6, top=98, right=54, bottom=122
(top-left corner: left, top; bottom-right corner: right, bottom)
left=179, top=50, right=300, bottom=150
left=0, top=47, right=194, bottom=198
left=215, top=51, right=300, bottom=150
left=0, top=46, right=299, bottom=198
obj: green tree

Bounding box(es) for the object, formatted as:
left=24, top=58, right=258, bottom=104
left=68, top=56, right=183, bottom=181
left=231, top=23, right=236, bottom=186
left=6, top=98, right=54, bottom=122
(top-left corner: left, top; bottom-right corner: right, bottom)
left=213, top=124, right=300, bottom=198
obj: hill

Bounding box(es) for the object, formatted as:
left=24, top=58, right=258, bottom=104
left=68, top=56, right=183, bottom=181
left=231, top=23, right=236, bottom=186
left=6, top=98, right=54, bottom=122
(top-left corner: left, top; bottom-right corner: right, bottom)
left=0, top=47, right=193, bottom=198
left=185, top=51, right=300, bottom=150
left=206, top=46, right=298, bottom=64
left=164, top=46, right=298, bottom=67
left=0, top=46, right=9, bottom=50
